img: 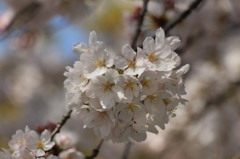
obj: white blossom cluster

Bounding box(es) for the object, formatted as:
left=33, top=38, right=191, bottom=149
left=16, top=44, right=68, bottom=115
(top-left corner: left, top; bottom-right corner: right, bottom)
left=64, top=27, right=189, bottom=143
left=0, top=126, right=55, bottom=159
left=0, top=126, right=85, bottom=159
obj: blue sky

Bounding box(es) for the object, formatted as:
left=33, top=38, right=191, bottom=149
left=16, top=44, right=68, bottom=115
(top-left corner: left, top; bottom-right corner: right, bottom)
left=50, top=15, right=88, bottom=58
left=0, top=2, right=88, bottom=59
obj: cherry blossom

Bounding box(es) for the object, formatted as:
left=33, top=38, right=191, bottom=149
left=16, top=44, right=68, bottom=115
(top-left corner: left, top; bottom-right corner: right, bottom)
left=64, top=27, right=189, bottom=142
left=115, top=44, right=145, bottom=76
left=26, top=129, right=55, bottom=157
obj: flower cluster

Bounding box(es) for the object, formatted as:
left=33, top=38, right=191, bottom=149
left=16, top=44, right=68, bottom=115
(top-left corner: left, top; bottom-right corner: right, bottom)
left=64, top=27, right=189, bottom=143
left=0, top=126, right=85, bottom=159
left=0, top=126, right=55, bottom=159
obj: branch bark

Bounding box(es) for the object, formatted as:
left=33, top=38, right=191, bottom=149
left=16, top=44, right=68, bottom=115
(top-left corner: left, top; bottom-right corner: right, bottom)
left=164, top=0, right=205, bottom=34
left=131, top=0, right=150, bottom=49
left=1, top=2, right=41, bottom=39
left=122, top=142, right=132, bottom=159
left=85, top=139, right=104, bottom=159
left=50, top=109, right=73, bottom=141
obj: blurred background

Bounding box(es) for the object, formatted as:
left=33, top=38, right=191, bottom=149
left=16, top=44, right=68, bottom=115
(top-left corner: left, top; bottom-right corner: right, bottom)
left=0, top=0, right=240, bottom=159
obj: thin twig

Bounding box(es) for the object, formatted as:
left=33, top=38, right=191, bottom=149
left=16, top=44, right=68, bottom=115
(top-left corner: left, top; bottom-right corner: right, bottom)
left=164, top=0, right=205, bottom=34
left=122, top=142, right=132, bottom=159
left=50, top=109, right=73, bottom=141
left=85, top=139, right=104, bottom=159
left=131, top=0, right=150, bottom=49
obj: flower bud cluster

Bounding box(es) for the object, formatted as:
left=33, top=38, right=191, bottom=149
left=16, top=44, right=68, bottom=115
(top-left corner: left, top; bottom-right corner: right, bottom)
left=64, top=27, right=189, bottom=143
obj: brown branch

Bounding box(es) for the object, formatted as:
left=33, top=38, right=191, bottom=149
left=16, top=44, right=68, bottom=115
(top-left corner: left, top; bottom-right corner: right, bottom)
left=50, top=109, right=73, bottom=141
left=131, top=0, right=150, bottom=49
left=122, top=142, right=132, bottom=159
left=85, top=139, right=104, bottom=159
left=0, top=2, right=42, bottom=39
left=50, top=109, right=104, bottom=159
left=164, top=0, right=205, bottom=34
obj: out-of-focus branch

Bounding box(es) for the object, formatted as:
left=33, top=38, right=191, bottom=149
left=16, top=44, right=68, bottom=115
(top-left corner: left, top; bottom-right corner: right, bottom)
left=205, top=81, right=240, bottom=108
left=50, top=108, right=104, bottom=159
left=131, top=0, right=150, bottom=49
left=164, top=0, right=205, bottom=34
left=85, top=139, right=104, bottom=159
left=50, top=109, right=73, bottom=141
left=122, top=142, right=132, bottom=159
left=157, top=80, right=240, bottom=158
left=1, top=2, right=41, bottom=39
left=176, top=30, right=203, bottom=55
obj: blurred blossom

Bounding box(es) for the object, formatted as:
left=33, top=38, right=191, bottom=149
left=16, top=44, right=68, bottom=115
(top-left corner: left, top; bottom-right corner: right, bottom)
left=222, top=32, right=240, bottom=81
left=0, top=0, right=101, bottom=49
left=0, top=9, right=14, bottom=31
left=59, top=148, right=84, bottom=159
left=5, top=64, right=43, bottom=105
left=54, top=130, right=78, bottom=149
left=0, top=126, right=55, bottom=158
left=11, top=31, right=37, bottom=49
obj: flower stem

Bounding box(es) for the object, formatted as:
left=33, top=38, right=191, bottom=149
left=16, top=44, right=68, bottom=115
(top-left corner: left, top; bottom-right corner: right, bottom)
left=50, top=109, right=73, bottom=141
left=122, top=142, right=132, bottom=159
left=85, top=139, right=104, bottom=159
left=131, top=0, right=150, bottom=50
left=164, top=0, right=205, bottom=34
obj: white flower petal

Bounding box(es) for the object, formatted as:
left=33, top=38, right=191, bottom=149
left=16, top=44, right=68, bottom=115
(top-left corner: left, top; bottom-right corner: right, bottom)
left=115, top=57, right=128, bottom=69
left=89, top=31, right=97, bottom=47
left=99, top=121, right=111, bottom=137
left=43, top=142, right=55, bottom=151
left=131, top=131, right=146, bottom=142
left=100, top=93, right=115, bottom=109
left=112, top=85, right=125, bottom=100
left=122, top=44, right=136, bottom=60
left=176, top=64, right=190, bottom=76
left=85, top=67, right=107, bottom=79
left=36, top=149, right=45, bottom=157
left=166, top=36, right=181, bottom=50
left=41, top=130, right=51, bottom=142
left=155, top=27, right=165, bottom=47
left=143, top=37, right=155, bottom=52
left=72, top=43, right=89, bottom=55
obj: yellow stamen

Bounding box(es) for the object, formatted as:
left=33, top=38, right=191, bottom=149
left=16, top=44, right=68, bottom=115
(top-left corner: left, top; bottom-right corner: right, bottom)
left=84, top=47, right=92, bottom=53
left=98, top=112, right=107, bottom=119
left=127, top=60, right=136, bottom=68
left=148, top=94, right=157, bottom=101
left=95, top=59, right=105, bottom=67
left=126, top=103, right=137, bottom=112
left=102, top=83, right=115, bottom=92
left=162, top=98, right=171, bottom=106
left=80, top=75, right=88, bottom=80
left=147, top=94, right=157, bottom=103
left=141, top=78, right=150, bottom=88
left=147, top=52, right=158, bottom=62
left=17, top=139, right=24, bottom=145
left=37, top=140, right=44, bottom=148
left=124, top=80, right=134, bottom=90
